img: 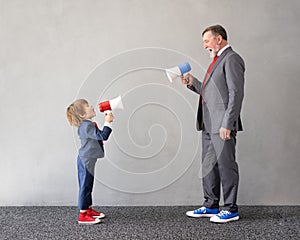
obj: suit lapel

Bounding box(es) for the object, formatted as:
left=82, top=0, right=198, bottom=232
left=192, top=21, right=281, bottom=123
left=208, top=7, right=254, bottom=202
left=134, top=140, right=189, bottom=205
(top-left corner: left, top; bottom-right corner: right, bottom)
left=203, top=47, right=232, bottom=85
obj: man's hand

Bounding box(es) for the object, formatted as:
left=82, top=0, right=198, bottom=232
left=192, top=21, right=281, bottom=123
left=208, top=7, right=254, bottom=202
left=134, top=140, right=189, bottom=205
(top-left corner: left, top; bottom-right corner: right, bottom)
left=219, top=127, right=231, bottom=140
left=181, top=73, right=194, bottom=86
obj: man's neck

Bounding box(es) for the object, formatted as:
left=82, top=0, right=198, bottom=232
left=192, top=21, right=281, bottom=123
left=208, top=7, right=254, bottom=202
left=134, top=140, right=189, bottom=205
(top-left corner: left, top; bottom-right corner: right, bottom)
left=217, top=43, right=230, bottom=56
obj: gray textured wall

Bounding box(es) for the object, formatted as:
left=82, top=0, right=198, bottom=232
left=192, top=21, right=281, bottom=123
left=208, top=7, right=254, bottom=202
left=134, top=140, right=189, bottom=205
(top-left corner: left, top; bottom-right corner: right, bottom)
left=1, top=0, right=299, bottom=206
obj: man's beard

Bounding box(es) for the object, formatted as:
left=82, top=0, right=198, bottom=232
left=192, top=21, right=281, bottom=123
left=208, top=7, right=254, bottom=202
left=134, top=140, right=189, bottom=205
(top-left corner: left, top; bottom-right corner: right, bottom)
left=208, top=44, right=220, bottom=58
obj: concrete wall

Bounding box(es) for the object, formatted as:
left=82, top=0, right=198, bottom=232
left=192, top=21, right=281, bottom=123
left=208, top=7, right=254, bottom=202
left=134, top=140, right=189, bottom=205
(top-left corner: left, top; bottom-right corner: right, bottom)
left=1, top=0, right=299, bottom=206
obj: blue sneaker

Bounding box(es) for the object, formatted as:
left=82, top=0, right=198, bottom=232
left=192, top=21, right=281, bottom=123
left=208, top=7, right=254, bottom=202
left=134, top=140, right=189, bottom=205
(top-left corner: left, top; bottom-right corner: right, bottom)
left=186, top=207, right=219, bottom=218
left=210, top=210, right=239, bottom=223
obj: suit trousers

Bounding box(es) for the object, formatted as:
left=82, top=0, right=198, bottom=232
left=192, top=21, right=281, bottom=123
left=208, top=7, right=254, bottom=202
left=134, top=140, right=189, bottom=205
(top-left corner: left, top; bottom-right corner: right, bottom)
left=201, top=129, right=239, bottom=212
left=77, top=156, right=97, bottom=210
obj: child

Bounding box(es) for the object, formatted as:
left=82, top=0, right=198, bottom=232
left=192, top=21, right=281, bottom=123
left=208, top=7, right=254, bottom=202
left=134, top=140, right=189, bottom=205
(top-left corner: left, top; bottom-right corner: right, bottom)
left=66, top=99, right=113, bottom=225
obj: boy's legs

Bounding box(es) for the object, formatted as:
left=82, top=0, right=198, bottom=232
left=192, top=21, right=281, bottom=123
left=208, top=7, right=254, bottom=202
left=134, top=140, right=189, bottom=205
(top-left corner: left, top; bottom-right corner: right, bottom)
left=77, top=157, right=96, bottom=210
left=77, top=156, right=100, bottom=224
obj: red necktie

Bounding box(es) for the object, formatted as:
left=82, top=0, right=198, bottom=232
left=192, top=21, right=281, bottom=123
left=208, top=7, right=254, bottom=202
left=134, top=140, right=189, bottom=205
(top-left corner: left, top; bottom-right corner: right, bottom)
left=201, top=55, right=219, bottom=103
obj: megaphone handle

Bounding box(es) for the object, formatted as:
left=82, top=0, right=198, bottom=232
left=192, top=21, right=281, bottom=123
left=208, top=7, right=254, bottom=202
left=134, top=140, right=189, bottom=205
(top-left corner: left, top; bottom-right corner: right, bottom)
left=104, top=110, right=112, bottom=115
left=180, top=74, right=189, bottom=84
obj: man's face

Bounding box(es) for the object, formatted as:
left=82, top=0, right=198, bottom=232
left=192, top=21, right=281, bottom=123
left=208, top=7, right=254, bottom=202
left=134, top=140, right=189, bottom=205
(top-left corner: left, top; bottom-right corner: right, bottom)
left=202, top=30, right=220, bottom=58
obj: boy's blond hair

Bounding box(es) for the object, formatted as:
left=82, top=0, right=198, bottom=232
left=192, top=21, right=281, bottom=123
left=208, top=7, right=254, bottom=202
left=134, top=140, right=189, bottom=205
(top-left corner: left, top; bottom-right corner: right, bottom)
left=66, top=99, right=88, bottom=127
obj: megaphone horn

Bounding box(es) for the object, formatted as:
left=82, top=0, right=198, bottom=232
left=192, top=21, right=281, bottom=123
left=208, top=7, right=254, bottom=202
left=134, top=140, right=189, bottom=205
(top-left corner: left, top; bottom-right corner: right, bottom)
left=98, top=96, right=124, bottom=114
left=109, top=96, right=123, bottom=110
left=165, top=62, right=191, bottom=83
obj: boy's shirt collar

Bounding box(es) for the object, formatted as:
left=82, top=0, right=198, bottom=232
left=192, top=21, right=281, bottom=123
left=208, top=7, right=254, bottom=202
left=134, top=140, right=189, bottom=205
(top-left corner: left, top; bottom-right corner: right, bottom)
left=84, top=118, right=94, bottom=122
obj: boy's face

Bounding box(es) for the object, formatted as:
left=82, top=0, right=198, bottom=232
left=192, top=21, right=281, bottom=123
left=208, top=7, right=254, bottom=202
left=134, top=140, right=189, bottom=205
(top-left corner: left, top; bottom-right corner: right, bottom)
left=83, top=103, right=96, bottom=119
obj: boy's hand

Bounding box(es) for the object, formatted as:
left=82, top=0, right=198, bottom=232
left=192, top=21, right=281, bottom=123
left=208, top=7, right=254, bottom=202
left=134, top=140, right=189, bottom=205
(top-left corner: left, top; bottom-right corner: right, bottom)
left=105, top=112, right=114, bottom=123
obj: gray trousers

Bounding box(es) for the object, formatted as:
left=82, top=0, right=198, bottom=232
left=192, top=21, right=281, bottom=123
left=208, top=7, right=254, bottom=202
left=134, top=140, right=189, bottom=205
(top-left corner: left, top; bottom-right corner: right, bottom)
left=201, top=129, right=239, bottom=212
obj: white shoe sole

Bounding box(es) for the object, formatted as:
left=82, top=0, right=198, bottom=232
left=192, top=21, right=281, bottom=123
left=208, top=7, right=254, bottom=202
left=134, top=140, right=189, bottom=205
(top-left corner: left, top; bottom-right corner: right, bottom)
left=78, top=218, right=101, bottom=225
left=93, top=213, right=106, bottom=219
left=186, top=211, right=217, bottom=218
left=210, top=215, right=239, bottom=223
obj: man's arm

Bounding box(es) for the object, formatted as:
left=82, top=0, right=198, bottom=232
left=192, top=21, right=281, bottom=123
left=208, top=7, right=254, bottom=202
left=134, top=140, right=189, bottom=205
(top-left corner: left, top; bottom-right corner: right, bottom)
left=181, top=74, right=202, bottom=94
left=221, top=53, right=245, bottom=131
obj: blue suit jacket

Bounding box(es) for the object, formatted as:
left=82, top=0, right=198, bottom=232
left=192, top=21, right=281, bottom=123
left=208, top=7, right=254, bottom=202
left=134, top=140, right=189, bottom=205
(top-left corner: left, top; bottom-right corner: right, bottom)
left=78, top=120, right=112, bottom=161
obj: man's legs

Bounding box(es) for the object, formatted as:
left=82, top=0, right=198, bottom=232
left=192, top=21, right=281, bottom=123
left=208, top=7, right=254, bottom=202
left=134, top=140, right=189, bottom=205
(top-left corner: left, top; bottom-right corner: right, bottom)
left=202, top=130, right=220, bottom=209
left=186, top=130, right=221, bottom=218
left=211, top=131, right=239, bottom=212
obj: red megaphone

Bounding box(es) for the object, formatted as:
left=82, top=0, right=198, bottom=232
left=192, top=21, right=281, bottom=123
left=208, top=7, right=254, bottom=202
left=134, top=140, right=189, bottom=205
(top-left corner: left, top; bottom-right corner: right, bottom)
left=98, top=96, right=123, bottom=114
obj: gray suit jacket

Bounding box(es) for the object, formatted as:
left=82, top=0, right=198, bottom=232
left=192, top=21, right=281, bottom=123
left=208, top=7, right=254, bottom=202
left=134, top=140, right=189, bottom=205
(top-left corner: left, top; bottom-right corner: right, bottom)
left=188, top=47, right=245, bottom=133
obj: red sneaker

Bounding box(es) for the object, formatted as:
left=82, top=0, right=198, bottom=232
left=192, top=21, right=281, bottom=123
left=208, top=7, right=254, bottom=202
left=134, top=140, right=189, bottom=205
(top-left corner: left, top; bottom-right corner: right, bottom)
left=87, top=208, right=106, bottom=219
left=78, top=212, right=101, bottom=225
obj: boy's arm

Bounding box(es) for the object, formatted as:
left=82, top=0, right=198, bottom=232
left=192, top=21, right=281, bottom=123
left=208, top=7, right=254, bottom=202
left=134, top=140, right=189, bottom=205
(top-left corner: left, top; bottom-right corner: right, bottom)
left=79, top=121, right=112, bottom=141
left=96, top=125, right=112, bottom=141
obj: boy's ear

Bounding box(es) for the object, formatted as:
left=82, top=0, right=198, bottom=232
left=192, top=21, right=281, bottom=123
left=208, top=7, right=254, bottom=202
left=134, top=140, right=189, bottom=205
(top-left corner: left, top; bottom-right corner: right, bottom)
left=79, top=113, right=86, bottom=119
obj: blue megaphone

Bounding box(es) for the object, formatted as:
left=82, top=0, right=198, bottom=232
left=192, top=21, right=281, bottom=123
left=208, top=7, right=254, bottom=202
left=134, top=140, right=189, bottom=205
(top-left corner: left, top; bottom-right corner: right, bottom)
left=165, top=62, right=191, bottom=83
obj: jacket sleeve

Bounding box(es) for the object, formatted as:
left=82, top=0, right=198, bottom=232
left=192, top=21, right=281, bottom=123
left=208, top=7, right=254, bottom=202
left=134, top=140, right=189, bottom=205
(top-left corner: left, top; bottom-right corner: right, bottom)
left=96, top=126, right=112, bottom=141
left=187, top=77, right=202, bottom=95
left=79, top=121, right=112, bottom=141
left=222, top=53, right=245, bottom=129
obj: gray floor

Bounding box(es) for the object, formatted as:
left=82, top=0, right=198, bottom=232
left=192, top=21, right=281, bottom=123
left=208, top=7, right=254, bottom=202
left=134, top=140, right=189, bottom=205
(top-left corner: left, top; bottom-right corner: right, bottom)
left=0, top=206, right=299, bottom=240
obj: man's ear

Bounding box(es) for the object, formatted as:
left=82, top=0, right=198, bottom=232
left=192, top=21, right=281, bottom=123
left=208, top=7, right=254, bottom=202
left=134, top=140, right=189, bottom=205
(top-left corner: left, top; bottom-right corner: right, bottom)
left=217, top=35, right=223, bottom=45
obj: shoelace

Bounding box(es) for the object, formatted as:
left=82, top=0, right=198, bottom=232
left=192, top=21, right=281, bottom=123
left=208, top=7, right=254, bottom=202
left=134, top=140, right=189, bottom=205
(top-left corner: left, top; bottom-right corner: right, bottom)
left=218, top=210, right=230, bottom=216
left=195, top=207, right=206, bottom=213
